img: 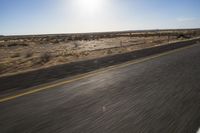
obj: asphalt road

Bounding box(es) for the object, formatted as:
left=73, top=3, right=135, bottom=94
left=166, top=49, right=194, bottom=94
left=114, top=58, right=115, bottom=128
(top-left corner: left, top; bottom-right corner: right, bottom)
left=1, top=43, right=200, bottom=133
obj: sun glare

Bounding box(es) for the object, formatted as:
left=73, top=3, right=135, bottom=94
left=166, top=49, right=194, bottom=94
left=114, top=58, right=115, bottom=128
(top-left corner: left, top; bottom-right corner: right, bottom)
left=74, top=0, right=105, bottom=14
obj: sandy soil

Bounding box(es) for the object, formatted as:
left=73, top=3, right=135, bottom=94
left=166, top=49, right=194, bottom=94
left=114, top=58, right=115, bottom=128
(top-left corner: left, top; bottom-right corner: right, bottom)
left=0, top=34, right=196, bottom=76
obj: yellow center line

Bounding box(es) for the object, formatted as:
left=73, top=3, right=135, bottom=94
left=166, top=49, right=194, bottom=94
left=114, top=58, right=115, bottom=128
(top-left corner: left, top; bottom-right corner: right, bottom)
left=0, top=44, right=197, bottom=103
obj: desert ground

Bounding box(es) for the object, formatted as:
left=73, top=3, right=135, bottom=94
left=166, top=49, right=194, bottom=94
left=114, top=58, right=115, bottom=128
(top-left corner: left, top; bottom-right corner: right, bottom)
left=0, top=29, right=200, bottom=76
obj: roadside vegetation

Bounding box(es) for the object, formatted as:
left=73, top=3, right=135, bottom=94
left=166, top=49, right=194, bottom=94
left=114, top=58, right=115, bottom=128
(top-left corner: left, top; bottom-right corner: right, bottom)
left=0, top=29, right=200, bottom=76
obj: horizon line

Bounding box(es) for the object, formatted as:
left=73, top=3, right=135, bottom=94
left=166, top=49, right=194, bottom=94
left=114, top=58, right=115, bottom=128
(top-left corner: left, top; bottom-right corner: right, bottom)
left=1, top=27, right=200, bottom=37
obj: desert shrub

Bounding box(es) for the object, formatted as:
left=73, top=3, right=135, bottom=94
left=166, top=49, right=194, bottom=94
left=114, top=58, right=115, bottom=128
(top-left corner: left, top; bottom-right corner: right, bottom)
left=120, top=41, right=123, bottom=47
left=32, top=53, right=51, bottom=66
left=81, top=51, right=89, bottom=56
left=73, top=41, right=79, bottom=48
left=0, top=63, right=8, bottom=73
left=107, top=49, right=113, bottom=54
left=41, top=52, right=52, bottom=63
left=50, top=39, right=59, bottom=43
left=7, top=43, right=28, bottom=47
left=58, top=38, right=65, bottom=42
left=64, top=38, right=70, bottom=43
left=23, top=52, right=33, bottom=58
left=34, top=52, right=52, bottom=65
left=152, top=40, right=162, bottom=44
left=11, top=53, right=21, bottom=58
left=42, top=38, right=47, bottom=41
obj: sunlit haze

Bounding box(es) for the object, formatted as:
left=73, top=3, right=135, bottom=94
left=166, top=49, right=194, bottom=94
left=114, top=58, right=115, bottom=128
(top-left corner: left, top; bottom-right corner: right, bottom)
left=73, top=0, right=106, bottom=14
left=1, top=0, right=200, bottom=35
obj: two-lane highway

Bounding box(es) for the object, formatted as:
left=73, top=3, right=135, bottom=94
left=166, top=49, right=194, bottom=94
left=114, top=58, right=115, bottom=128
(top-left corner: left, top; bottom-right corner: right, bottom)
left=1, top=43, right=200, bottom=133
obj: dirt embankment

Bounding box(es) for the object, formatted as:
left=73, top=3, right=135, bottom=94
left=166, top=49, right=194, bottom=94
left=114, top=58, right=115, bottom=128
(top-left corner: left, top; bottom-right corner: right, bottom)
left=0, top=37, right=199, bottom=93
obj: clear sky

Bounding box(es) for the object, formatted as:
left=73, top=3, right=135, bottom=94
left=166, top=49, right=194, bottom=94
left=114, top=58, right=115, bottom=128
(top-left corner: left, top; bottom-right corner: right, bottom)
left=1, top=0, right=200, bottom=35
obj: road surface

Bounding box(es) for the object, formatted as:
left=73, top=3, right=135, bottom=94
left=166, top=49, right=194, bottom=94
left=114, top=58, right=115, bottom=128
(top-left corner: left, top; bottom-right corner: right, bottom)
left=1, top=43, right=200, bottom=133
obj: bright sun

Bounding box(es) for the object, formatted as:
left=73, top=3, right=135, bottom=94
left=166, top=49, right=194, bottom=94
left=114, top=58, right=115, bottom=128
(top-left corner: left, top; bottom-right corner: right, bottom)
left=74, top=0, right=105, bottom=14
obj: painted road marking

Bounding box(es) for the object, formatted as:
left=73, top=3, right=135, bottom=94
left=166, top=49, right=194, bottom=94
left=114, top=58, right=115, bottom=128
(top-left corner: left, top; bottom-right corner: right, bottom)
left=0, top=43, right=198, bottom=103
